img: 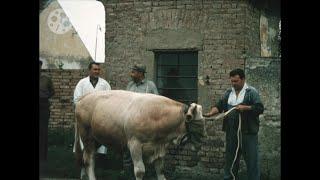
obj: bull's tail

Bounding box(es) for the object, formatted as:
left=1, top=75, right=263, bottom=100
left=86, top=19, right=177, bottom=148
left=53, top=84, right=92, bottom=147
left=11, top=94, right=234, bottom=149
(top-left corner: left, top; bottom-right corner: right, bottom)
left=73, top=119, right=84, bottom=168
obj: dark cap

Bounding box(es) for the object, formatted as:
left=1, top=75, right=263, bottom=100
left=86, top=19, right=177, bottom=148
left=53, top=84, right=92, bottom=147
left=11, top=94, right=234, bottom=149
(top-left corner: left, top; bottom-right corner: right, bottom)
left=131, top=64, right=146, bottom=73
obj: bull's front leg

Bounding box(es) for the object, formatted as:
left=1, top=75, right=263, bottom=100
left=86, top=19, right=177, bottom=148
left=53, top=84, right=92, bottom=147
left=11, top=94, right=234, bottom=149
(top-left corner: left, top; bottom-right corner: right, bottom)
left=128, top=138, right=145, bottom=180
left=154, top=157, right=166, bottom=180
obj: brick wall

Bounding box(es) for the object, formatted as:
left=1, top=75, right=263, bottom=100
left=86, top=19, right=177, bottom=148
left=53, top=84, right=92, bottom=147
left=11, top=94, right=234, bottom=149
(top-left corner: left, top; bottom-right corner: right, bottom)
left=244, top=4, right=261, bottom=58
left=43, top=66, right=109, bottom=129
left=43, top=69, right=87, bottom=129
left=101, top=0, right=248, bottom=93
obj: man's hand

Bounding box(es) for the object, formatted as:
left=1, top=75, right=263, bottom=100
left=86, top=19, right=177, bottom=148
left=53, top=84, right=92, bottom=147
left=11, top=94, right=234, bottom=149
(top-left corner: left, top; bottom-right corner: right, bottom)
left=203, top=107, right=219, bottom=117
left=235, top=104, right=251, bottom=112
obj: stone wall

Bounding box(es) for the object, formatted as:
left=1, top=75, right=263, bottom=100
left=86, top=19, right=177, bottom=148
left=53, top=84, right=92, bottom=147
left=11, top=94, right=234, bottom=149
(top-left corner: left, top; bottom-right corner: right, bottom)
left=245, top=57, right=281, bottom=180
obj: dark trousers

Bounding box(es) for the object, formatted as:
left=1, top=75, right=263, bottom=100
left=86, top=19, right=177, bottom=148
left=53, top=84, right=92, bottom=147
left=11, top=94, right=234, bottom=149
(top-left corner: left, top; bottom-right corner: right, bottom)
left=39, top=103, right=49, bottom=162
left=224, top=129, right=260, bottom=180
left=123, top=146, right=135, bottom=179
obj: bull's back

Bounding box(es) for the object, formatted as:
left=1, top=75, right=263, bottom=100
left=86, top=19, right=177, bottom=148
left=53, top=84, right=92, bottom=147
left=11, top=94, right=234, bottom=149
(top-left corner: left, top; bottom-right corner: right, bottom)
left=100, top=91, right=186, bottom=143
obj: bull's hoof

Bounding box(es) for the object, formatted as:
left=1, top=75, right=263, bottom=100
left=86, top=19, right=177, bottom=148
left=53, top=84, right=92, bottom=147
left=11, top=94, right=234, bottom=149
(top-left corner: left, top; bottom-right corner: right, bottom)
left=135, top=171, right=145, bottom=180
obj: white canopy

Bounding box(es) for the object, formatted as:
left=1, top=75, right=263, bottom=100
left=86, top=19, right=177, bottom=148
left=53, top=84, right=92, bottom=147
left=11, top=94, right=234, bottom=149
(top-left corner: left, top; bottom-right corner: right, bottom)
left=57, top=0, right=106, bottom=63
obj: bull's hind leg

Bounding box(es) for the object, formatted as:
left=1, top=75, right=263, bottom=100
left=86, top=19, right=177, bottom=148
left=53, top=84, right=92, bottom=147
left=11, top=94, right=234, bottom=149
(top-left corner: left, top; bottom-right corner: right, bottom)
left=154, top=157, right=166, bottom=180
left=83, top=148, right=96, bottom=180
left=80, top=127, right=97, bottom=180
left=128, top=138, right=145, bottom=180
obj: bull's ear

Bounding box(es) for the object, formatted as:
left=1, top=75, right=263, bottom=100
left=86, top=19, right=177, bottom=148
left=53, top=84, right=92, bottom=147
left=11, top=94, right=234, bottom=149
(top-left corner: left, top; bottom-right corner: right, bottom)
left=186, top=103, right=196, bottom=122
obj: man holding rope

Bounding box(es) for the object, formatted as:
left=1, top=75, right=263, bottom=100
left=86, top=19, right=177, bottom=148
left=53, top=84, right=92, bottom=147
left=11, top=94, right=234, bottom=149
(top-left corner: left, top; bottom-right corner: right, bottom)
left=203, top=68, right=264, bottom=180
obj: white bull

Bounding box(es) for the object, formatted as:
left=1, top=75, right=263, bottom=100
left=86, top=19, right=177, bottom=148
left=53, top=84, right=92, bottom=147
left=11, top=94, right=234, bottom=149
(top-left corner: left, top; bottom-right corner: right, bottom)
left=74, top=90, right=204, bottom=180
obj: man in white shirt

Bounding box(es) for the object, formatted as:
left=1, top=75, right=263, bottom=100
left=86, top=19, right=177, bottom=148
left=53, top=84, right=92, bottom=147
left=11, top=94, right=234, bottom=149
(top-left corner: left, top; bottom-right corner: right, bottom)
left=73, top=62, right=111, bottom=155
left=73, top=62, right=111, bottom=179
left=73, top=62, right=111, bottom=104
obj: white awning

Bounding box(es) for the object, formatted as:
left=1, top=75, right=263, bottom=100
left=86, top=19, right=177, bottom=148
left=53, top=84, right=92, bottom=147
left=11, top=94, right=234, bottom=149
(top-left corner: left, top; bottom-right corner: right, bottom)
left=57, top=0, right=106, bottom=63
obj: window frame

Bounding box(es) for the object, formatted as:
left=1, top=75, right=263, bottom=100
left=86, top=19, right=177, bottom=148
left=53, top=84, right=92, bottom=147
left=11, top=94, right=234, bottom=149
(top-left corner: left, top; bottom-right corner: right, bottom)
left=155, top=51, right=198, bottom=104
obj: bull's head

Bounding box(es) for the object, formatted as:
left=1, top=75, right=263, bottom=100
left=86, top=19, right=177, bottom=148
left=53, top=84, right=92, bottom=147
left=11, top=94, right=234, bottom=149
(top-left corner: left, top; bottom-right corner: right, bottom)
left=186, top=103, right=203, bottom=122
left=177, top=103, right=205, bottom=150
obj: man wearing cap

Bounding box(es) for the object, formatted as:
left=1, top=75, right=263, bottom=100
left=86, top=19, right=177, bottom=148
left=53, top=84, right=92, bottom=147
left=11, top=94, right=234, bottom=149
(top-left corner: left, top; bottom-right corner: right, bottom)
left=126, top=64, right=159, bottom=94
left=123, top=64, right=159, bottom=179
left=39, top=60, right=55, bottom=171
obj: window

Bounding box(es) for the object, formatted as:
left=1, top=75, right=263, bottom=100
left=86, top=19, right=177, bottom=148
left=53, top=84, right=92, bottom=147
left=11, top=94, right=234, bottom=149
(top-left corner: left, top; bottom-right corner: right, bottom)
left=155, top=51, right=198, bottom=104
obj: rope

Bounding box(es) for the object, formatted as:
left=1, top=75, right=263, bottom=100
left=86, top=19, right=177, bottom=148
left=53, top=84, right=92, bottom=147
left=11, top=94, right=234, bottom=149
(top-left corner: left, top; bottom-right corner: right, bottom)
left=230, top=113, right=241, bottom=180
left=204, top=106, right=241, bottom=180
